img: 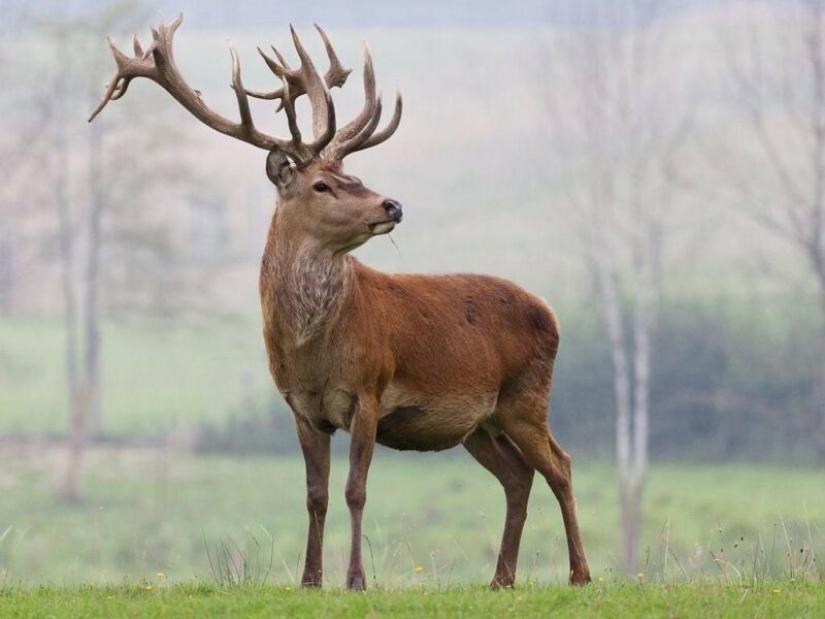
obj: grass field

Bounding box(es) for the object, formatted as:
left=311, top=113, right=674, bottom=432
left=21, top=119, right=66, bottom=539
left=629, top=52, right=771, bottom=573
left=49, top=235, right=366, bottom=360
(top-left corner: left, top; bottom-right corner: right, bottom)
left=0, top=446, right=822, bottom=589
left=1, top=581, right=824, bottom=618
left=2, top=317, right=824, bottom=617
left=0, top=316, right=272, bottom=435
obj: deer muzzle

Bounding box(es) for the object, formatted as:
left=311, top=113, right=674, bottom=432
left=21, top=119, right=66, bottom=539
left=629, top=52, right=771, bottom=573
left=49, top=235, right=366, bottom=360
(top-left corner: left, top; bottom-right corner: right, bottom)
left=382, top=199, right=403, bottom=223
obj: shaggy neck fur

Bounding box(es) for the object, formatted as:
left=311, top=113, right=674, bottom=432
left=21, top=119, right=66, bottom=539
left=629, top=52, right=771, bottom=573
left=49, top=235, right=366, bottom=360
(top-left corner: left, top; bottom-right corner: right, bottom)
left=263, top=222, right=352, bottom=347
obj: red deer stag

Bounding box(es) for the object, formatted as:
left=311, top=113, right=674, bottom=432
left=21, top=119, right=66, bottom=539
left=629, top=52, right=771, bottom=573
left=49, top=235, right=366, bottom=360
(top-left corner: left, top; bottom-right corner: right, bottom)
left=90, top=15, right=591, bottom=590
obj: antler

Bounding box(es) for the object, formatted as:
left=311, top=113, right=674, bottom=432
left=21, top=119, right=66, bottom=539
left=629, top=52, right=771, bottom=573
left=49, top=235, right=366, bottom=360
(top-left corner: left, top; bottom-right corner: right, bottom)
left=89, top=15, right=401, bottom=165
left=244, top=24, right=351, bottom=111
left=320, top=45, right=402, bottom=161
left=251, top=25, right=342, bottom=152
left=248, top=29, right=402, bottom=162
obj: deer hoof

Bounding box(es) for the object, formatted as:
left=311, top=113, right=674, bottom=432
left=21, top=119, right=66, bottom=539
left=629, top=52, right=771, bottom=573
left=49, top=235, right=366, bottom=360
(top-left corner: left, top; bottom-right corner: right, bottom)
left=346, top=572, right=366, bottom=591
left=489, top=577, right=515, bottom=591
left=569, top=570, right=592, bottom=586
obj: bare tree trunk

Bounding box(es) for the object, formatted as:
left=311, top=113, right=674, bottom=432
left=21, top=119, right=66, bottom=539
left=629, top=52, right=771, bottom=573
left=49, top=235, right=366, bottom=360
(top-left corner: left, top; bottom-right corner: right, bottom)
left=0, top=226, right=14, bottom=316
left=802, top=230, right=825, bottom=463
left=65, top=94, right=106, bottom=500
left=53, top=73, right=84, bottom=502
left=631, top=281, right=651, bottom=481
left=65, top=384, right=90, bottom=503
left=592, top=192, right=659, bottom=573
left=619, top=476, right=643, bottom=571
left=85, top=114, right=104, bottom=439
left=597, top=257, right=632, bottom=482
left=810, top=1, right=825, bottom=465
left=543, top=0, right=676, bottom=571
left=816, top=288, right=825, bottom=464
left=626, top=251, right=656, bottom=572
left=593, top=232, right=644, bottom=573
left=817, top=340, right=825, bottom=465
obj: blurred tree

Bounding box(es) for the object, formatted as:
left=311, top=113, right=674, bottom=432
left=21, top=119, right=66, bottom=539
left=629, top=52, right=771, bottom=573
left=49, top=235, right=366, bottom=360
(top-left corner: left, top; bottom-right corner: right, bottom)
left=539, top=0, right=692, bottom=571
left=0, top=3, right=46, bottom=317
left=0, top=5, right=17, bottom=317
left=718, top=0, right=825, bottom=463
left=5, top=1, right=217, bottom=500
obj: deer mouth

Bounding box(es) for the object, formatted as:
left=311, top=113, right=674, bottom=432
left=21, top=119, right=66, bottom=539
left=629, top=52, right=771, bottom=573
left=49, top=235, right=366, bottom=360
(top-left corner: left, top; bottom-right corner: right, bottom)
left=368, top=220, right=397, bottom=235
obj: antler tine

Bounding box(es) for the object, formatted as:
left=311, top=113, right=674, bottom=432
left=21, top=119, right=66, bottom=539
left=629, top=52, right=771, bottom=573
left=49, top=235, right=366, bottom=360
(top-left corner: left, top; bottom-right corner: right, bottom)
left=348, top=95, right=384, bottom=151
left=322, top=44, right=382, bottom=160
left=245, top=26, right=336, bottom=154
left=287, top=24, right=336, bottom=150
left=252, top=44, right=325, bottom=164
left=89, top=13, right=319, bottom=163
left=349, top=89, right=402, bottom=154
left=133, top=34, right=144, bottom=58
left=91, top=17, right=398, bottom=166
left=280, top=78, right=304, bottom=150
left=245, top=25, right=351, bottom=110
left=229, top=42, right=255, bottom=130
left=314, top=24, right=352, bottom=89
left=271, top=46, right=291, bottom=68
left=88, top=36, right=150, bottom=122
left=231, top=43, right=314, bottom=163
left=256, top=46, right=288, bottom=77
left=245, top=46, right=290, bottom=108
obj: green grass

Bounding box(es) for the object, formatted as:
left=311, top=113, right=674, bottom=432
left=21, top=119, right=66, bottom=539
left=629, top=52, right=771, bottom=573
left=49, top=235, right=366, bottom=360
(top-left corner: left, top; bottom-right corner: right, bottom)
left=0, top=316, right=272, bottom=435
left=0, top=448, right=822, bottom=588
left=0, top=581, right=823, bottom=618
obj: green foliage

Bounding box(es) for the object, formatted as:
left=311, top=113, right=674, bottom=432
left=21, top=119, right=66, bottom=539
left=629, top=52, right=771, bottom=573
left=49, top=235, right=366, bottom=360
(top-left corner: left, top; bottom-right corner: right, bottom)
left=647, top=296, right=821, bottom=463
left=549, top=306, right=615, bottom=459
left=549, top=295, right=823, bottom=463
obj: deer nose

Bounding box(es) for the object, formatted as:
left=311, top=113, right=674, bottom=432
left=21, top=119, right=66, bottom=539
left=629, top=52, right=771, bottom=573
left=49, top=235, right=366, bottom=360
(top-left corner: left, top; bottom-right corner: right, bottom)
left=383, top=199, right=403, bottom=223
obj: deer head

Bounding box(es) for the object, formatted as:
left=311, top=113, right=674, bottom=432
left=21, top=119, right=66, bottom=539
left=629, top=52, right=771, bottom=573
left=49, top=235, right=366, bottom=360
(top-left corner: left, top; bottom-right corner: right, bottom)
left=89, top=14, right=403, bottom=254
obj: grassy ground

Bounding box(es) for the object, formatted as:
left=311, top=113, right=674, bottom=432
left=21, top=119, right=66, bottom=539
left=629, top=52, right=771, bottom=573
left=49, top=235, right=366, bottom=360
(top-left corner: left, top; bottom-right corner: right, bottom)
left=2, top=317, right=824, bottom=611
left=1, top=581, right=823, bottom=618
left=0, top=446, right=822, bottom=588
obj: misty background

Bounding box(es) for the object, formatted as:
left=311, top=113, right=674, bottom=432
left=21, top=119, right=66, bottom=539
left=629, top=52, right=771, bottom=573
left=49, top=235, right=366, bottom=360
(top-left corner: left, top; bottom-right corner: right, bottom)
left=1, top=0, right=823, bottom=585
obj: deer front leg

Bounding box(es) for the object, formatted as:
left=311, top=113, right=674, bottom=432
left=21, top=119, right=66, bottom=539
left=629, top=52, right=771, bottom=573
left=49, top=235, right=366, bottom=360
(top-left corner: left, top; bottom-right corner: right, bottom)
left=295, top=416, right=331, bottom=588
left=345, top=397, right=378, bottom=590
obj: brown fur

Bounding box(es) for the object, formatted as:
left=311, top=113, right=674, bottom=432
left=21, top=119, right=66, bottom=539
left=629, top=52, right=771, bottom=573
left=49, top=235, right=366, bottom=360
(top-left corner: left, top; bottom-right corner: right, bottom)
left=90, top=17, right=591, bottom=589
left=260, top=160, right=592, bottom=590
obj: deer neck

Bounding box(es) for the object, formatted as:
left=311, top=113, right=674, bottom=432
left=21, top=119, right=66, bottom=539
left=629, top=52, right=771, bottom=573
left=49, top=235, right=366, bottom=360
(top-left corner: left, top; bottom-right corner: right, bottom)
left=261, top=217, right=353, bottom=347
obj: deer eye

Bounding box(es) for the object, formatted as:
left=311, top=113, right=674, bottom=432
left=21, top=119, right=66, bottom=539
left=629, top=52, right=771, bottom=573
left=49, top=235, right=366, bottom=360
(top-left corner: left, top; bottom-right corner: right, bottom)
left=313, top=181, right=330, bottom=193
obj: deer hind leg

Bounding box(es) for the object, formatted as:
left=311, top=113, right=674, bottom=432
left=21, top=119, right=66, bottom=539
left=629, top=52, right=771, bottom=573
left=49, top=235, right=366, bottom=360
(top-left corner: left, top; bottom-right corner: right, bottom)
left=497, top=397, right=592, bottom=586
left=464, top=428, right=535, bottom=589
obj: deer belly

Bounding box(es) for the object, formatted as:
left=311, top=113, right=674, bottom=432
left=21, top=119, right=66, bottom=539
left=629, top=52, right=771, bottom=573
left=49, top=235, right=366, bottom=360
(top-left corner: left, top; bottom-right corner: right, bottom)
left=376, top=386, right=497, bottom=452
left=288, top=388, right=356, bottom=433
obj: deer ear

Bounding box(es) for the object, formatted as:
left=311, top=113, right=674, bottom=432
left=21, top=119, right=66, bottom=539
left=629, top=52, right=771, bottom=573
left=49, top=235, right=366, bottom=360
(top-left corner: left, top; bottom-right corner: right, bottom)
left=265, top=150, right=294, bottom=189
